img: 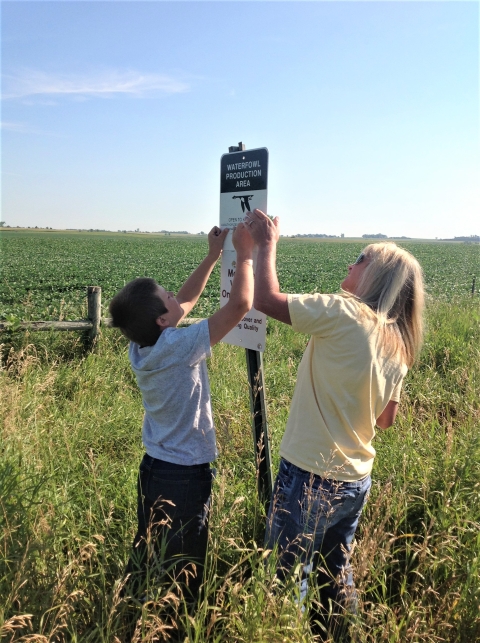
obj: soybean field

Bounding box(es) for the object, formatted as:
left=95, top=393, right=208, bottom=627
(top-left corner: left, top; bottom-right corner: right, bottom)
left=1, top=230, right=479, bottom=323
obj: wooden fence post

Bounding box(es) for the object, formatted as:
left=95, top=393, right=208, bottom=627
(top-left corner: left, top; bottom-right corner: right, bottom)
left=472, top=276, right=476, bottom=297
left=87, top=286, right=102, bottom=342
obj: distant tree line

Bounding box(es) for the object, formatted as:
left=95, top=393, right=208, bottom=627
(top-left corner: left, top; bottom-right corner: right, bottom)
left=291, top=233, right=341, bottom=238
left=446, top=235, right=480, bottom=242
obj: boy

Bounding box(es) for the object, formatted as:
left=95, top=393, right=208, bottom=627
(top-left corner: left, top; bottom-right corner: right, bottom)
left=109, top=223, right=254, bottom=602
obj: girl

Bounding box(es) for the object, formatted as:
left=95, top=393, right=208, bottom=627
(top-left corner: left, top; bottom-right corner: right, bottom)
left=246, top=209, right=425, bottom=635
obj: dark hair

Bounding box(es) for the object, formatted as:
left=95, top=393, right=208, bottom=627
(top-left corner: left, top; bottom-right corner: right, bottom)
left=109, top=277, right=167, bottom=347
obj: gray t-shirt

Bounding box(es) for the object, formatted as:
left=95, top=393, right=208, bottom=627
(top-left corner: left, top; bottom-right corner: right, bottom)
left=129, top=319, right=216, bottom=465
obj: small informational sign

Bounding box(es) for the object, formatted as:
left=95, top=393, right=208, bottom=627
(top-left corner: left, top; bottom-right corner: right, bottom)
left=219, top=147, right=268, bottom=351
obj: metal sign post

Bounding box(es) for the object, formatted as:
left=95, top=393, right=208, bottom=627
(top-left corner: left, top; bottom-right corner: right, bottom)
left=245, top=344, right=273, bottom=511
left=219, top=142, right=273, bottom=511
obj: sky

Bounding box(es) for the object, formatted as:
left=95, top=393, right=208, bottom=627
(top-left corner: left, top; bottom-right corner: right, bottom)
left=1, top=0, right=479, bottom=238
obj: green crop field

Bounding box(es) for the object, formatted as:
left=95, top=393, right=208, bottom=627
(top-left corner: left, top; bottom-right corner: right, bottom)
left=1, top=229, right=479, bottom=642
left=1, top=230, right=479, bottom=322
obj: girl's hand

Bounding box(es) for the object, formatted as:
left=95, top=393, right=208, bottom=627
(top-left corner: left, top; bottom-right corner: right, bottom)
left=245, top=209, right=280, bottom=247
left=208, top=226, right=229, bottom=260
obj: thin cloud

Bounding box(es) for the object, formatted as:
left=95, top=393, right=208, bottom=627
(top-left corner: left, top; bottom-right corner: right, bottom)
left=2, top=69, right=190, bottom=100
left=2, top=121, right=27, bottom=131
left=1, top=120, right=59, bottom=136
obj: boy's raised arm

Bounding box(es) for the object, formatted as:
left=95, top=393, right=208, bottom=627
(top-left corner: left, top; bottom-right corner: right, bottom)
left=208, top=223, right=254, bottom=347
left=176, top=226, right=229, bottom=318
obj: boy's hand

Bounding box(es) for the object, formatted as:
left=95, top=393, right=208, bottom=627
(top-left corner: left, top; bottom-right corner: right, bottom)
left=245, top=209, right=280, bottom=247
left=232, top=222, right=255, bottom=260
left=208, top=226, right=229, bottom=260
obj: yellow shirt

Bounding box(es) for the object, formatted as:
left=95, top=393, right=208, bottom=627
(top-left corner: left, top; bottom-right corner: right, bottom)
left=280, top=293, right=407, bottom=481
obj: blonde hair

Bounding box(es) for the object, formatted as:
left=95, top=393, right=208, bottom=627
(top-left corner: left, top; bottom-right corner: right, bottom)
left=353, top=242, right=425, bottom=368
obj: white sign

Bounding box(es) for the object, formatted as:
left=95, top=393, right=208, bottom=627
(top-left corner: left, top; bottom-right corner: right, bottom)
left=219, top=148, right=268, bottom=351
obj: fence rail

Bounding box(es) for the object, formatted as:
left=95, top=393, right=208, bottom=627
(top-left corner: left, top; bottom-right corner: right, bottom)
left=0, top=320, right=98, bottom=332
left=0, top=286, right=200, bottom=338
left=0, top=286, right=102, bottom=341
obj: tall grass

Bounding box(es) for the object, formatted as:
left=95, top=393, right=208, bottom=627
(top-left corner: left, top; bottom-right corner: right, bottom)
left=1, top=299, right=479, bottom=642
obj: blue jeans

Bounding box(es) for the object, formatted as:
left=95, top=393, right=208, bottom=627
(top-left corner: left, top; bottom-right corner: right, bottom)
left=265, top=458, right=371, bottom=614
left=126, top=454, right=214, bottom=602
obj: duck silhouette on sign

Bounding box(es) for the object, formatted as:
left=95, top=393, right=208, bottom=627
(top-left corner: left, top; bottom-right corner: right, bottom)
left=232, top=195, right=254, bottom=213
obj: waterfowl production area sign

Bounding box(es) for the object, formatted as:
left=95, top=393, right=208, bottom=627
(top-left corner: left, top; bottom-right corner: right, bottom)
left=219, top=147, right=268, bottom=351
